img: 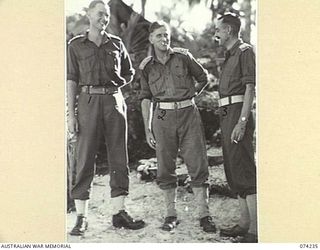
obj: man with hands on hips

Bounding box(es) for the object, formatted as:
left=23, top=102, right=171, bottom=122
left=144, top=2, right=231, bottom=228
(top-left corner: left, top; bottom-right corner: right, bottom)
left=139, top=21, right=217, bottom=233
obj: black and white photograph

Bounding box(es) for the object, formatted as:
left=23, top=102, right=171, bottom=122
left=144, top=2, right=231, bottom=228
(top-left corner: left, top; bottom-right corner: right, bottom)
left=65, top=0, right=257, bottom=243
left=2, top=0, right=320, bottom=246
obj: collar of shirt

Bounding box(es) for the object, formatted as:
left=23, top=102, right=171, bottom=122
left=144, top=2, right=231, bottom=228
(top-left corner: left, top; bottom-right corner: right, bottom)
left=226, top=39, right=242, bottom=58
left=79, top=30, right=111, bottom=44
left=150, top=47, right=175, bottom=64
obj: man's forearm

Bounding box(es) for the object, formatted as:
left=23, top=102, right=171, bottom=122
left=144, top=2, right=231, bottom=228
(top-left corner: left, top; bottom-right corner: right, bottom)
left=194, top=70, right=209, bottom=95
left=141, top=99, right=153, bottom=133
left=67, top=80, right=78, bottom=117
left=195, top=81, right=208, bottom=95
left=238, top=84, right=255, bottom=122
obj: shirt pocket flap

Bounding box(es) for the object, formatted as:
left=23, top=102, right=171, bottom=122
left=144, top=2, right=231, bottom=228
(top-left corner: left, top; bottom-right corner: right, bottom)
left=149, top=71, right=161, bottom=84
left=78, top=49, right=95, bottom=60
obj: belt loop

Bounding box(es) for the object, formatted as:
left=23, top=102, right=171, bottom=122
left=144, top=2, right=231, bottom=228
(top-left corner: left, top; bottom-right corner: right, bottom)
left=228, top=96, right=232, bottom=104
left=174, top=102, right=178, bottom=109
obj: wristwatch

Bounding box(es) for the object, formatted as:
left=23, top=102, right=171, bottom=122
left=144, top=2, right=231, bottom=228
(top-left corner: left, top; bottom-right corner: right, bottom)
left=240, top=117, right=247, bottom=122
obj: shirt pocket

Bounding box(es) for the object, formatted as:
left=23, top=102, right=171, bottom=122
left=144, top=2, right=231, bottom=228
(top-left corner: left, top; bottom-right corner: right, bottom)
left=173, top=63, right=190, bottom=89
left=148, top=70, right=164, bottom=96
left=104, top=50, right=121, bottom=73
left=174, top=63, right=186, bottom=78
left=78, top=48, right=96, bottom=74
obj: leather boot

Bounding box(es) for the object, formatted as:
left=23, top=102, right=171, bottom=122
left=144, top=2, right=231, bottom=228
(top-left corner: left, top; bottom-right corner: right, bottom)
left=162, top=216, right=179, bottom=231
left=112, top=210, right=145, bottom=230
left=70, top=215, right=88, bottom=236
left=220, top=224, right=248, bottom=237
left=200, top=216, right=217, bottom=233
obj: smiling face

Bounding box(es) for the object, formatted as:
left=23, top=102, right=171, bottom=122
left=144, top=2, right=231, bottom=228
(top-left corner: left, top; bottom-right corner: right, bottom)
left=149, top=26, right=171, bottom=52
left=214, top=20, right=230, bottom=47
left=87, top=3, right=110, bottom=31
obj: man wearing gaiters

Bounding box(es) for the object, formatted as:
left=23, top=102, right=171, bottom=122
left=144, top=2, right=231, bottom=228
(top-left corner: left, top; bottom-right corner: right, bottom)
left=139, top=21, right=216, bottom=233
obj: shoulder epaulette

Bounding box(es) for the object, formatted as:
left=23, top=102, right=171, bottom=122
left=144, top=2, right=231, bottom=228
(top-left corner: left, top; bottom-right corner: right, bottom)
left=109, top=34, right=122, bottom=41
left=173, top=47, right=189, bottom=55
left=68, top=34, right=85, bottom=45
left=239, top=43, right=251, bottom=52
left=139, top=56, right=153, bottom=70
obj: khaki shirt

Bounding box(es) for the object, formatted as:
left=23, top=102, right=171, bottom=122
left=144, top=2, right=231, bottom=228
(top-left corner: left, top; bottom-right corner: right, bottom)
left=67, top=31, right=134, bottom=87
left=219, top=39, right=255, bottom=98
left=139, top=48, right=208, bottom=102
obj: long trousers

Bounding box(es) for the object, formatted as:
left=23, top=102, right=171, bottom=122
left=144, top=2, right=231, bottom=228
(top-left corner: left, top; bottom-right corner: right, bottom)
left=152, top=104, right=209, bottom=190
left=219, top=103, right=256, bottom=198
left=71, top=91, right=129, bottom=200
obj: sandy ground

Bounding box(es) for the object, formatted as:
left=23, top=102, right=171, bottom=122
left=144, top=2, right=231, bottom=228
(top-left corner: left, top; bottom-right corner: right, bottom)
left=67, top=147, right=242, bottom=243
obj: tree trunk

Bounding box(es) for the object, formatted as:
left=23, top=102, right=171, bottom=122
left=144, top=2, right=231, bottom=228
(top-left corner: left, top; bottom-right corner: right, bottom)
left=141, top=0, right=146, bottom=17
left=241, top=0, right=252, bottom=43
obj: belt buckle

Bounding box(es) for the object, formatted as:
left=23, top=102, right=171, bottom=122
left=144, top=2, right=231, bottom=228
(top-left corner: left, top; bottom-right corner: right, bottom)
left=89, top=86, right=106, bottom=95
left=85, top=86, right=90, bottom=94
left=228, top=96, right=232, bottom=105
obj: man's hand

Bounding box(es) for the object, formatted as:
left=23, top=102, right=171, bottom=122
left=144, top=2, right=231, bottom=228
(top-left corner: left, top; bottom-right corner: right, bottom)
left=107, top=84, right=119, bottom=95
left=231, top=121, right=246, bottom=144
left=68, top=115, right=79, bottom=135
left=146, top=130, right=156, bottom=150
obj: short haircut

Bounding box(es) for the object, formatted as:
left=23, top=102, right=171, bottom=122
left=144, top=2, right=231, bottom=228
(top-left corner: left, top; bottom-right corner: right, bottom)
left=218, top=13, right=241, bottom=36
left=148, top=21, right=170, bottom=34
left=88, top=0, right=107, bottom=10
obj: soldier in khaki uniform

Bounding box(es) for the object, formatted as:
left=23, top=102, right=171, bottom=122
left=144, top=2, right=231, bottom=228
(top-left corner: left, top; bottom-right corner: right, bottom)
left=214, top=13, right=257, bottom=243
left=139, top=21, right=216, bottom=232
left=67, top=0, right=145, bottom=236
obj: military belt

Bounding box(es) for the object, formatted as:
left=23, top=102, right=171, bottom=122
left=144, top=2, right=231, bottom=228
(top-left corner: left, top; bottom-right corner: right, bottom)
left=218, top=95, right=244, bottom=107
left=158, top=98, right=194, bottom=110
left=80, top=85, right=118, bottom=95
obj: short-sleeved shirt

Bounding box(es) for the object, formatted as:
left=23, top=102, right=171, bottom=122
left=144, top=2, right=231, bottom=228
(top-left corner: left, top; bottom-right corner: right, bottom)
left=219, top=39, right=255, bottom=98
left=139, top=48, right=208, bottom=102
left=67, top=31, right=134, bottom=87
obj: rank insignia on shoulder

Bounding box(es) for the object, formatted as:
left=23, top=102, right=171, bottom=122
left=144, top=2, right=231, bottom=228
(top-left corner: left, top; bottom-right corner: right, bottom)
left=239, top=43, right=251, bottom=52
left=139, top=56, right=153, bottom=70
left=67, top=34, right=85, bottom=45
left=173, top=47, right=189, bottom=55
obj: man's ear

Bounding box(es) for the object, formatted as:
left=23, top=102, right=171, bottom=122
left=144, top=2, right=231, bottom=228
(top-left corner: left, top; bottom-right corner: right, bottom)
left=149, top=33, right=153, bottom=44
left=227, top=25, right=232, bottom=35
left=86, top=9, right=91, bottom=20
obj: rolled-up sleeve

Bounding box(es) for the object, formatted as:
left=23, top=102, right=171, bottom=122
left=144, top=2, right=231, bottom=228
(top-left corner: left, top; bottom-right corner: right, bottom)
left=187, top=52, right=208, bottom=92
left=67, top=44, right=79, bottom=83
left=120, top=41, right=135, bottom=86
left=139, top=69, right=152, bottom=100
left=240, top=49, right=256, bottom=86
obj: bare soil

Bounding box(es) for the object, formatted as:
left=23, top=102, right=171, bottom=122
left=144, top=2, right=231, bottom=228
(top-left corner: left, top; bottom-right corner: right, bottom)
left=67, top=147, right=242, bottom=243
